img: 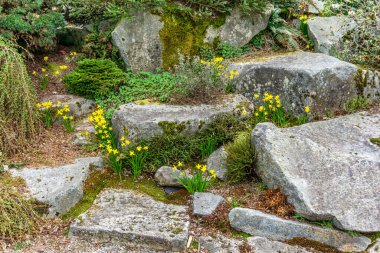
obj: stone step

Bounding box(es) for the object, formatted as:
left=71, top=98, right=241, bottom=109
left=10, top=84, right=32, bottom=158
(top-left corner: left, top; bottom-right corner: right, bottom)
left=69, top=189, right=190, bottom=252
left=229, top=208, right=371, bottom=252
left=10, top=157, right=104, bottom=217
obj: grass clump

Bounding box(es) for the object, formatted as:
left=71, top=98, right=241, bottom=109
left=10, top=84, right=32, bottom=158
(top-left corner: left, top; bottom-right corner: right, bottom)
left=225, top=131, right=256, bottom=183
left=344, top=96, right=369, bottom=113
left=0, top=38, right=42, bottom=157
left=64, top=59, right=126, bottom=99
left=0, top=173, right=41, bottom=241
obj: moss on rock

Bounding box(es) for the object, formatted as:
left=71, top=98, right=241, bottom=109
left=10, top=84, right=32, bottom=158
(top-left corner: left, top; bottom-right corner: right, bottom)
left=159, top=6, right=225, bottom=69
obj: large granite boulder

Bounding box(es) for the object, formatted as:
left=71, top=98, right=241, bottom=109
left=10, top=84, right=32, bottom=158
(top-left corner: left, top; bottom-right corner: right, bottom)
left=229, top=52, right=380, bottom=115
left=69, top=189, right=190, bottom=252
left=111, top=10, right=163, bottom=72
left=251, top=112, right=380, bottom=232
left=308, top=16, right=357, bottom=55
left=229, top=208, right=371, bottom=252
left=10, top=157, right=104, bottom=217
left=204, top=6, right=273, bottom=47
left=112, top=95, right=248, bottom=141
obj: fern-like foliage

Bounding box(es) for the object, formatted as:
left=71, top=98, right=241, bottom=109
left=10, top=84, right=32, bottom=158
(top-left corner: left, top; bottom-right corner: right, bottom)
left=268, top=8, right=304, bottom=50
left=0, top=38, right=41, bottom=156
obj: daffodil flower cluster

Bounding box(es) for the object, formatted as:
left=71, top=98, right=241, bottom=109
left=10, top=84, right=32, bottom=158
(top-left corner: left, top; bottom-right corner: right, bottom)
left=251, top=92, right=289, bottom=127
left=299, top=14, right=308, bottom=24
left=172, top=162, right=216, bottom=193
left=56, top=104, right=75, bottom=132
left=36, top=101, right=54, bottom=128
left=123, top=141, right=149, bottom=180
left=200, top=57, right=239, bottom=81
left=88, top=106, right=116, bottom=151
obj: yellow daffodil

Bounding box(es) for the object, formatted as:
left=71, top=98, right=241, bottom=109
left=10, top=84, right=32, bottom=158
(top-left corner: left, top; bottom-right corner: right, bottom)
left=41, top=68, right=46, bottom=72
left=172, top=165, right=177, bottom=170
left=305, top=106, right=310, bottom=113
left=254, top=94, right=260, bottom=99
left=136, top=146, right=142, bottom=152
left=196, top=164, right=202, bottom=170
left=43, top=56, right=48, bottom=61
left=201, top=165, right=207, bottom=172
left=143, top=146, right=149, bottom=150
left=177, top=161, right=183, bottom=167
left=241, top=109, right=247, bottom=116
left=32, top=71, right=37, bottom=76
left=129, top=151, right=135, bottom=156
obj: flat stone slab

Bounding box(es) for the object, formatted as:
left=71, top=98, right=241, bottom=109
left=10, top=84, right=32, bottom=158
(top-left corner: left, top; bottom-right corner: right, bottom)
left=112, top=95, right=248, bottom=141
left=247, top=236, right=316, bottom=253
left=192, top=192, right=224, bottom=217
left=229, top=52, right=377, bottom=115
left=229, top=208, right=371, bottom=252
left=206, top=146, right=228, bottom=181
left=41, top=94, right=96, bottom=117
left=252, top=112, right=380, bottom=232
left=199, top=235, right=243, bottom=253
left=69, top=189, right=190, bottom=252
left=10, top=157, right=104, bottom=216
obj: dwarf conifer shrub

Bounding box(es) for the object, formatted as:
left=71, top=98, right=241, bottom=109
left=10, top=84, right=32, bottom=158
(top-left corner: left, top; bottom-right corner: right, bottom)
left=0, top=0, right=65, bottom=50
left=0, top=38, right=41, bottom=156
left=64, top=59, right=127, bottom=99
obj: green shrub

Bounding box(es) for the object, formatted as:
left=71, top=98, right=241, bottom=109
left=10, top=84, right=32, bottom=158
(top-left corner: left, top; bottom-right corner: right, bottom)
left=225, top=131, right=256, bottom=183
left=0, top=38, right=42, bottom=156
left=216, top=43, right=251, bottom=59
left=64, top=59, right=126, bottom=99
left=60, top=0, right=166, bottom=23
left=0, top=0, right=65, bottom=50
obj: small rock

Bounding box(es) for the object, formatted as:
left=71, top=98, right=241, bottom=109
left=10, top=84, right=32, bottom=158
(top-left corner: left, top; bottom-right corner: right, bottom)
left=247, top=236, right=316, bottom=253
left=206, top=147, right=228, bottom=181
left=368, top=239, right=380, bottom=253
left=10, top=157, right=104, bottom=216
left=229, top=208, right=371, bottom=252
left=155, top=166, right=183, bottom=187
left=307, top=0, right=324, bottom=14
left=192, top=192, right=224, bottom=217
left=72, top=133, right=92, bottom=145
left=41, top=94, right=96, bottom=117
left=308, top=16, right=357, bottom=55
left=69, top=189, right=190, bottom=252
left=199, top=235, right=243, bottom=253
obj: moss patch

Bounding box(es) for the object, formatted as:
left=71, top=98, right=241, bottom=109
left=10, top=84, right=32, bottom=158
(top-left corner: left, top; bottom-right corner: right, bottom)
left=370, top=138, right=380, bottom=147
left=158, top=121, right=186, bottom=135
left=159, top=5, right=225, bottom=69
left=62, top=169, right=189, bottom=220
